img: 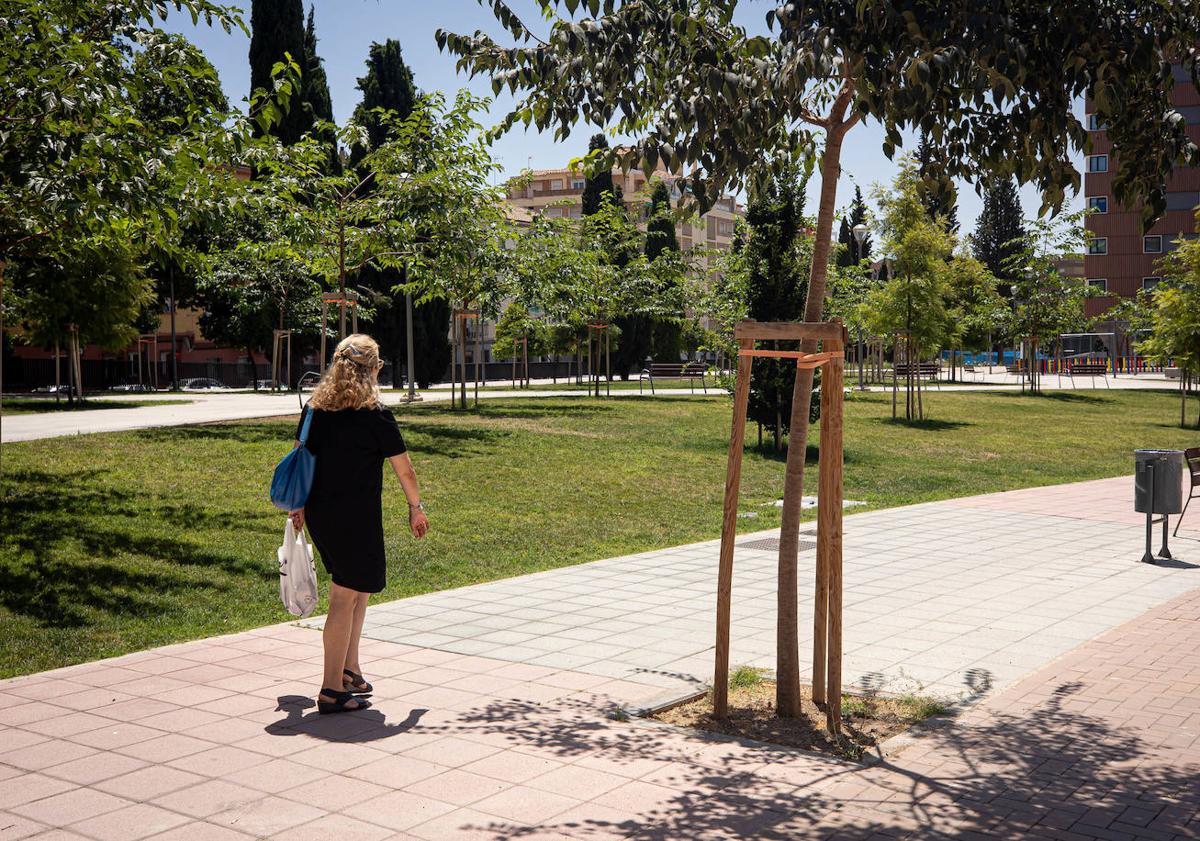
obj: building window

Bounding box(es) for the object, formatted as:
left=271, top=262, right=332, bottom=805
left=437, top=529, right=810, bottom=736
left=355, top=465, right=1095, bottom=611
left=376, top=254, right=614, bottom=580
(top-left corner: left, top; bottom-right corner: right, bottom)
left=1143, top=235, right=1163, bottom=254
left=550, top=179, right=563, bottom=190
left=571, top=179, right=585, bottom=190
left=1086, top=155, right=1108, bottom=173
left=1086, top=196, right=1108, bottom=213
left=1086, top=114, right=1107, bottom=131
left=1087, top=237, right=1108, bottom=255
left=1165, top=191, right=1200, bottom=212
left=1087, top=278, right=1108, bottom=292
left=1142, top=277, right=1161, bottom=291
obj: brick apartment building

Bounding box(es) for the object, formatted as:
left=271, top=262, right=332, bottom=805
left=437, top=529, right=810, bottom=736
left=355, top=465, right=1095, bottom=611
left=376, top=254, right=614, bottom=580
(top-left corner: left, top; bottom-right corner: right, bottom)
left=1085, top=63, right=1200, bottom=316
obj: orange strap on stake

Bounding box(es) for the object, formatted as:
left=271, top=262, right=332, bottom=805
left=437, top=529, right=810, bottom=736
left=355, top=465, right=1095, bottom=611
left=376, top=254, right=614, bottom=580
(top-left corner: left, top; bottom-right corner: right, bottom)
left=737, top=349, right=845, bottom=370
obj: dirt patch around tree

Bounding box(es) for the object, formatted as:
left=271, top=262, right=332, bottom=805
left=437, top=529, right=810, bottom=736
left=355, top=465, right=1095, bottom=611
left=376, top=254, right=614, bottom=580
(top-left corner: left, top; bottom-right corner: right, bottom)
left=650, top=676, right=950, bottom=761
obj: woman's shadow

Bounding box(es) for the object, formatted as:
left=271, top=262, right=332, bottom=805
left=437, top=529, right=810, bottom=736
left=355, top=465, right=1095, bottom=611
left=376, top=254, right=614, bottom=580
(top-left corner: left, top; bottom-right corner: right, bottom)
left=265, top=695, right=428, bottom=743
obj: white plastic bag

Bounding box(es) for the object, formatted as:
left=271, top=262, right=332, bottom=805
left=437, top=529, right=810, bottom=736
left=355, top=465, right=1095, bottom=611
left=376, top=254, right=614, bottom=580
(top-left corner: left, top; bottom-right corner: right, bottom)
left=278, top=519, right=319, bottom=619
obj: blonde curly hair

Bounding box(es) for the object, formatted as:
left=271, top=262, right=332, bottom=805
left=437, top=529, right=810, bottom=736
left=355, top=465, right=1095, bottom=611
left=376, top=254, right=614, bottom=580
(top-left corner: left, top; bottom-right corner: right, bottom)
left=308, top=334, right=384, bottom=411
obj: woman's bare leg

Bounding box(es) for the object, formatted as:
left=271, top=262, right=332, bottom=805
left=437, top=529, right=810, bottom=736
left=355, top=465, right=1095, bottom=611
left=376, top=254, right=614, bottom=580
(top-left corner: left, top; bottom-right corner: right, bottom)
left=320, top=583, right=363, bottom=708
left=344, top=591, right=370, bottom=678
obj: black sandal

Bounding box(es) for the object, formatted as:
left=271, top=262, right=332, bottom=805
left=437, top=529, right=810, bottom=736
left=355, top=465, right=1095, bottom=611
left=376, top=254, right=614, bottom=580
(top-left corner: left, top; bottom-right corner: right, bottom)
left=343, top=669, right=373, bottom=694
left=318, top=687, right=371, bottom=715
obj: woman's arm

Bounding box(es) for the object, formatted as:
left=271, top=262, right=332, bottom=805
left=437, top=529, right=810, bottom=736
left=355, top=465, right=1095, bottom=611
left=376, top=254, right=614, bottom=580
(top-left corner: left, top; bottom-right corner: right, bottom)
left=388, top=452, right=429, bottom=538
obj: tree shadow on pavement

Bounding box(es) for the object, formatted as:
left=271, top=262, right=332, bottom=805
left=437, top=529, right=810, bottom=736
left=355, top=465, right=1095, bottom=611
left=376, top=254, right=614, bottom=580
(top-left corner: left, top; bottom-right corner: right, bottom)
left=427, top=678, right=1198, bottom=839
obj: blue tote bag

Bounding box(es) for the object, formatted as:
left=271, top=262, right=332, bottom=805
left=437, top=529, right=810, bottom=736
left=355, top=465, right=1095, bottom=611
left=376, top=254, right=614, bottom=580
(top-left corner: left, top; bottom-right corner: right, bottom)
left=270, top=405, right=315, bottom=511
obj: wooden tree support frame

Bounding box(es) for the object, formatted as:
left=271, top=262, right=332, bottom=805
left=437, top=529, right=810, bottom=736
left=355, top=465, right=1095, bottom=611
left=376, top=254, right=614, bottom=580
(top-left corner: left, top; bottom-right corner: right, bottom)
left=452, top=309, right=481, bottom=409
left=136, top=334, right=159, bottom=391
left=319, top=291, right=361, bottom=374
left=587, top=323, right=611, bottom=397
left=271, top=329, right=292, bottom=391
left=714, top=319, right=847, bottom=734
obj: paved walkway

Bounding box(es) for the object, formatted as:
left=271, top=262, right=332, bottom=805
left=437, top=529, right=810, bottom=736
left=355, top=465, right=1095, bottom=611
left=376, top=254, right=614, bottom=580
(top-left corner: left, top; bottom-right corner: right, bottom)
left=2, top=564, right=1198, bottom=838
left=302, top=476, right=1199, bottom=707
left=0, top=389, right=703, bottom=443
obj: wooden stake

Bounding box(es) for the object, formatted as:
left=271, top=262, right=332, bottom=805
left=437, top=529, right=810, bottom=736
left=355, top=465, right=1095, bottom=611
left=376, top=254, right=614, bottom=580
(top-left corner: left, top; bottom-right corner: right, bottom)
left=812, top=365, right=830, bottom=705
left=713, top=338, right=754, bottom=718
left=820, top=355, right=845, bottom=734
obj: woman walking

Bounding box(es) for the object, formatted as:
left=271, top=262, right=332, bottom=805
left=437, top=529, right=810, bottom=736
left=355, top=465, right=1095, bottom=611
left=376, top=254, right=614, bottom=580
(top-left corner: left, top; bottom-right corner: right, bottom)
left=288, top=334, right=429, bottom=714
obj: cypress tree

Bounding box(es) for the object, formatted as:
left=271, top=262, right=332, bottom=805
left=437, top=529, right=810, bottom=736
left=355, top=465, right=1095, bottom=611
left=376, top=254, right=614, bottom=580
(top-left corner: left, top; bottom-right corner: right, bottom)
left=613, top=180, right=678, bottom=377
left=581, top=133, right=615, bottom=217
left=836, top=185, right=872, bottom=267
left=301, top=6, right=337, bottom=170
left=352, top=40, right=416, bottom=158
left=973, top=175, right=1026, bottom=295
left=352, top=40, right=450, bottom=386
left=249, top=0, right=308, bottom=144
left=743, top=167, right=812, bottom=450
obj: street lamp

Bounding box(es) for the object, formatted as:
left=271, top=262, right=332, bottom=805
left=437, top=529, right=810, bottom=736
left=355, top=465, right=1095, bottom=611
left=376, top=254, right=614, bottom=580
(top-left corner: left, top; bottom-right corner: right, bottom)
left=851, top=224, right=869, bottom=389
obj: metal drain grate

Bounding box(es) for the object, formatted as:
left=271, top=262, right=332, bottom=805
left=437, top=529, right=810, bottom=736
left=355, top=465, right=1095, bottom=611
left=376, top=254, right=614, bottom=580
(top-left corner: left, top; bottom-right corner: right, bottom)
left=737, top=537, right=817, bottom=552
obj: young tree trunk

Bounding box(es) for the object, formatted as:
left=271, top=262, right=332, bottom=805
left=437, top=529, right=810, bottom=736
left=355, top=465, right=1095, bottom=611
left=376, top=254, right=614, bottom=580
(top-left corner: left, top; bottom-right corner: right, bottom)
left=917, top=342, right=924, bottom=421
left=450, top=315, right=458, bottom=410
left=459, top=313, right=468, bottom=410
left=775, top=82, right=856, bottom=719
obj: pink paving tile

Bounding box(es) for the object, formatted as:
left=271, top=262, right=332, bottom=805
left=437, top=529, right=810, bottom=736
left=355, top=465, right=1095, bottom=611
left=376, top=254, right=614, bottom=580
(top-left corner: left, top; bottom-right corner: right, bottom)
left=94, top=765, right=207, bottom=801
left=0, top=812, right=47, bottom=840
left=41, top=750, right=147, bottom=786
left=0, top=739, right=97, bottom=772
left=343, top=753, right=450, bottom=788
left=66, top=721, right=164, bottom=752
left=591, top=779, right=681, bottom=814
left=470, top=785, right=581, bottom=824
left=0, top=773, right=77, bottom=810
left=158, top=665, right=243, bottom=685
left=571, top=750, right=676, bottom=780
left=228, top=732, right=315, bottom=759
left=0, top=692, right=34, bottom=710
left=67, top=802, right=190, bottom=841
left=166, top=744, right=272, bottom=778
left=0, top=763, right=22, bottom=783
left=10, top=787, right=133, bottom=827
left=134, top=707, right=224, bottom=732
left=0, top=701, right=71, bottom=728
left=143, top=821, right=254, bottom=840
left=544, top=803, right=641, bottom=839
left=23, top=711, right=122, bottom=739
left=3, top=681, right=91, bottom=701
left=525, top=764, right=628, bottom=800
left=441, top=674, right=524, bottom=697
left=45, top=688, right=139, bottom=713
left=405, top=768, right=513, bottom=807
left=222, top=758, right=327, bottom=793
left=114, top=733, right=215, bottom=763
left=533, top=671, right=614, bottom=691
left=122, top=656, right=200, bottom=675
left=193, top=693, right=274, bottom=718
left=0, top=728, right=49, bottom=752
left=279, top=773, right=392, bottom=811
left=70, top=666, right=149, bottom=688
left=407, top=806, right=530, bottom=841
left=13, top=831, right=92, bottom=841
left=342, top=789, right=457, bottom=832
left=395, top=686, right=483, bottom=711
left=208, top=795, right=326, bottom=837
left=179, top=717, right=266, bottom=745
left=290, top=740, right=392, bottom=774
left=208, top=672, right=287, bottom=694
left=401, top=737, right=502, bottom=769
left=269, top=813, right=396, bottom=841
left=459, top=750, right=563, bottom=785
left=150, top=685, right=236, bottom=707
left=150, top=779, right=263, bottom=819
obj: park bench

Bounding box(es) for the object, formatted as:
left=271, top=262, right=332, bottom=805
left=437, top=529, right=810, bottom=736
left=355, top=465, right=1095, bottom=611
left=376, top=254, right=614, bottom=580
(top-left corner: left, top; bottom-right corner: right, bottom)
left=893, top=362, right=942, bottom=381
left=639, top=361, right=709, bottom=394
left=1067, top=361, right=1110, bottom=388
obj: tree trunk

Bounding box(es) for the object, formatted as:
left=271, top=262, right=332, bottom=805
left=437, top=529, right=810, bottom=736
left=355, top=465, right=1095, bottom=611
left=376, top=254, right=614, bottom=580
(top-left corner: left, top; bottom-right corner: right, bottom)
left=775, top=86, right=855, bottom=719
left=450, top=314, right=458, bottom=410
left=459, top=311, right=468, bottom=410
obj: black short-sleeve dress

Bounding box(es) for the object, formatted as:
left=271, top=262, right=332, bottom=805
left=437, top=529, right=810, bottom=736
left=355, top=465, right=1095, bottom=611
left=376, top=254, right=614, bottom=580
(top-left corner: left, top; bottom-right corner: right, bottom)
left=294, top=405, right=407, bottom=593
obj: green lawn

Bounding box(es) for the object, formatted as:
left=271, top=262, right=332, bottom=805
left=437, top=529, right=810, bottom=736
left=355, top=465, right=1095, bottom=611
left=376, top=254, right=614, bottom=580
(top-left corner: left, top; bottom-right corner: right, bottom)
left=3, top=398, right=192, bottom=415
left=1, top=389, right=1196, bottom=678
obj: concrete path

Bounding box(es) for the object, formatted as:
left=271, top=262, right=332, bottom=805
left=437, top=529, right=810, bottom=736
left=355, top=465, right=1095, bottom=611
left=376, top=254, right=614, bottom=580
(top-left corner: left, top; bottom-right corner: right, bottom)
left=2, top=478, right=1199, bottom=839
left=0, top=389, right=701, bottom=443
left=303, top=476, right=1200, bottom=707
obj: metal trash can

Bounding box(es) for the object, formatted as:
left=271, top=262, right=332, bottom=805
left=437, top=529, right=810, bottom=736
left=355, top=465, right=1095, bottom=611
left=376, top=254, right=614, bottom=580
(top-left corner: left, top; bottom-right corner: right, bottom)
left=1135, top=450, right=1185, bottom=513
left=1134, top=449, right=1185, bottom=563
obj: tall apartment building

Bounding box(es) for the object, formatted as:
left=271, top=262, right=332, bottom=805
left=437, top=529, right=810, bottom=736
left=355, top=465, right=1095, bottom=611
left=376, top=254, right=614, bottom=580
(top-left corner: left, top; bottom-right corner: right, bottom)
left=506, top=166, right=743, bottom=253
left=1085, top=64, right=1200, bottom=315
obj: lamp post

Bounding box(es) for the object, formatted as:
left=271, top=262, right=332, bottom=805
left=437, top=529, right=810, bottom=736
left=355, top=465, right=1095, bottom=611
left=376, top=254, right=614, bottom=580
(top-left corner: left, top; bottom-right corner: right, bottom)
left=852, top=223, right=869, bottom=390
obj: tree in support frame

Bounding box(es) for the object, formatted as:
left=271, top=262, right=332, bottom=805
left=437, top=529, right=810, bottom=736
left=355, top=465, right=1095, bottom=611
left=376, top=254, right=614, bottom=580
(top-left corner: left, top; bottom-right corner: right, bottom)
left=713, top=319, right=847, bottom=735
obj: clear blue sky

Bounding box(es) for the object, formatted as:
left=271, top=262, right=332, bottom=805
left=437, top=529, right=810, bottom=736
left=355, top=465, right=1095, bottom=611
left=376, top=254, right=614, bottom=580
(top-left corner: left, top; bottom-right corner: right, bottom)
left=166, top=0, right=1083, bottom=235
